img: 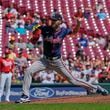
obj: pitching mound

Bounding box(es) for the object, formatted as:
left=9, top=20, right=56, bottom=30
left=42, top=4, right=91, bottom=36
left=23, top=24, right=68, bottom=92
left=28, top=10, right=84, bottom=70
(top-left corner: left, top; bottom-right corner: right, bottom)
left=31, top=95, right=110, bottom=103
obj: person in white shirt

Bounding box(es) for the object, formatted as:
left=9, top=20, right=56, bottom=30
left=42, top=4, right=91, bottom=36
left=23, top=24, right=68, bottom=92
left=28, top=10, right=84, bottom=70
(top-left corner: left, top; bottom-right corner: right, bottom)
left=96, top=36, right=107, bottom=48
left=16, top=15, right=25, bottom=28
left=95, top=2, right=104, bottom=12
left=88, top=66, right=102, bottom=84
left=38, top=70, right=56, bottom=84
left=88, top=37, right=96, bottom=47
left=3, top=3, right=18, bottom=17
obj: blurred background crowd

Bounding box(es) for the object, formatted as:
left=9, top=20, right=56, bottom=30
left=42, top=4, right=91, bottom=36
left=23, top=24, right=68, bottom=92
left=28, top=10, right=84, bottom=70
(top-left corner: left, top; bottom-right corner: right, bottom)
left=0, top=0, right=110, bottom=85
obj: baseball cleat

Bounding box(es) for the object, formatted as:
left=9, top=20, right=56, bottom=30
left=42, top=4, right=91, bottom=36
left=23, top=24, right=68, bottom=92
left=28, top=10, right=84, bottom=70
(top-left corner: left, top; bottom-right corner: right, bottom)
left=15, top=94, right=30, bottom=103
left=97, top=86, right=109, bottom=96
left=15, top=99, right=30, bottom=103
left=5, top=99, right=10, bottom=102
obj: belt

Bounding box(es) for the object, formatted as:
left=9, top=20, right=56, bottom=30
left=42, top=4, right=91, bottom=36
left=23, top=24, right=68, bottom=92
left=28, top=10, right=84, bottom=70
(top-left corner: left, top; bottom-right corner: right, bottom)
left=2, top=71, right=10, bottom=73
left=44, top=56, right=61, bottom=60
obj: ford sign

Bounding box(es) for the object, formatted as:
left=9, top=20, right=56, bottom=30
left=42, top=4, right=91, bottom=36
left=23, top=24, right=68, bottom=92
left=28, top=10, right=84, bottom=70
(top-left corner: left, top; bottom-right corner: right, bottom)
left=30, top=87, right=54, bottom=98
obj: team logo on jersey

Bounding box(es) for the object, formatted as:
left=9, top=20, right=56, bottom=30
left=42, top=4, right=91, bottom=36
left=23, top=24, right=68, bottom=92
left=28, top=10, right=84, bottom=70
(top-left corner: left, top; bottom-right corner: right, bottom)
left=30, top=87, right=54, bottom=98
left=2, top=60, right=13, bottom=66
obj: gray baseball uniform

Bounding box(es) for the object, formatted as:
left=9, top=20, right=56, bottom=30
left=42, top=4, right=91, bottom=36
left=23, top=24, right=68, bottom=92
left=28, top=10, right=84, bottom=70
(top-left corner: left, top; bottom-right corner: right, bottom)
left=23, top=56, right=98, bottom=96
left=22, top=25, right=99, bottom=97
left=14, top=16, right=108, bottom=104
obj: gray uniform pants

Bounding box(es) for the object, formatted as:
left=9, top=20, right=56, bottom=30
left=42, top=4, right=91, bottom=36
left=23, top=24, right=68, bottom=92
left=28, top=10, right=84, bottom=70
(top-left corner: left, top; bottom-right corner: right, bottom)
left=23, top=57, right=98, bottom=96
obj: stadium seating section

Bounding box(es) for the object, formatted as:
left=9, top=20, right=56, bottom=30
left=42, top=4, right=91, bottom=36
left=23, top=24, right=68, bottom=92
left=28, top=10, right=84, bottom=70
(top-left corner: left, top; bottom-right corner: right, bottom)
left=0, top=0, right=110, bottom=60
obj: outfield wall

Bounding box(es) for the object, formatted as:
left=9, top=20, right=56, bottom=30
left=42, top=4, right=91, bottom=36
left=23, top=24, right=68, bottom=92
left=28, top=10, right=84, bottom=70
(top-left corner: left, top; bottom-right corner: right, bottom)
left=2, top=83, right=110, bottom=101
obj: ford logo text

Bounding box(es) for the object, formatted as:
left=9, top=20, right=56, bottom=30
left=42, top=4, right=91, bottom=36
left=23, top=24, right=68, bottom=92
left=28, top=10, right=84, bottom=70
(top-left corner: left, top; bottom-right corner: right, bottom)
left=30, top=87, right=54, bottom=98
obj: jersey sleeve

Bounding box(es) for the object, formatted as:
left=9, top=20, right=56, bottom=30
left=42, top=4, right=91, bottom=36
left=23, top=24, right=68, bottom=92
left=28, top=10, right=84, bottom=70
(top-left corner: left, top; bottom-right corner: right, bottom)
left=59, top=28, right=72, bottom=39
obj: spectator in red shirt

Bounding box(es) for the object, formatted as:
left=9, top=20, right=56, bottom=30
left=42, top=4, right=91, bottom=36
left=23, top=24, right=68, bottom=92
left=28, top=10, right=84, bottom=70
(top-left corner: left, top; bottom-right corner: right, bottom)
left=74, top=8, right=84, bottom=19
left=24, top=12, right=33, bottom=23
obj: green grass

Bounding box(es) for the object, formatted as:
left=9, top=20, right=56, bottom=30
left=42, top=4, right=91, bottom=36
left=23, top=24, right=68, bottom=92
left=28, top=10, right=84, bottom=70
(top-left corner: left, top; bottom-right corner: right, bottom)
left=0, top=103, right=110, bottom=110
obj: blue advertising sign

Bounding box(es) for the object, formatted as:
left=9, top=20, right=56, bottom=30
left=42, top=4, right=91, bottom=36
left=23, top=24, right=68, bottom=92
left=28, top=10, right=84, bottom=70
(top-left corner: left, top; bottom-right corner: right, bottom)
left=30, top=87, right=87, bottom=99
left=30, top=87, right=55, bottom=98
left=2, top=86, right=87, bottom=101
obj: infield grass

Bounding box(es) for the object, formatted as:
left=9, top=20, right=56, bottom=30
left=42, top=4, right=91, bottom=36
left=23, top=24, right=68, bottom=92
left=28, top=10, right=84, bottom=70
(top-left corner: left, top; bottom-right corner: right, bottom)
left=0, top=103, right=110, bottom=110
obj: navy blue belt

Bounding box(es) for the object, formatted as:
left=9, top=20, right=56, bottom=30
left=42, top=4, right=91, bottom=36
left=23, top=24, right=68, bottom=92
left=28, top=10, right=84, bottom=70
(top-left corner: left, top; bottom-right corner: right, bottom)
left=44, top=56, right=61, bottom=60
left=2, top=71, right=10, bottom=73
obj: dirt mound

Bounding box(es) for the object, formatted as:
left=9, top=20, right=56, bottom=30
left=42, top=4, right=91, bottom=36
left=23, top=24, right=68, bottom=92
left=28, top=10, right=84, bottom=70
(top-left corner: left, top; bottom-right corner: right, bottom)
left=31, top=95, right=110, bottom=103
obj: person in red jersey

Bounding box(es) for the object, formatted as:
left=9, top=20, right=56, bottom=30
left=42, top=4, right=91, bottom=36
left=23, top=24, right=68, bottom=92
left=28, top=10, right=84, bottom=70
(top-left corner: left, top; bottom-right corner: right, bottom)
left=0, top=49, right=14, bottom=102
left=74, top=7, right=84, bottom=19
